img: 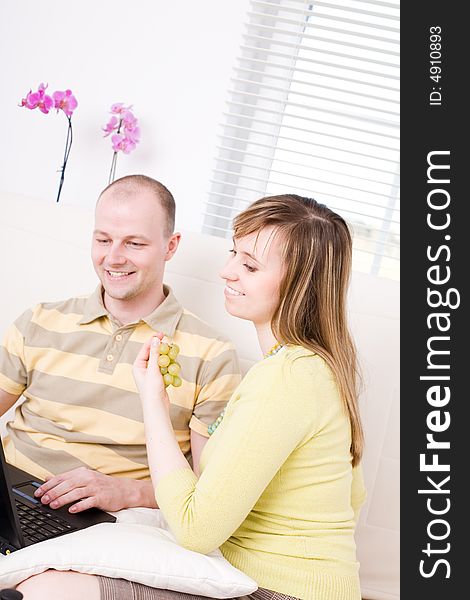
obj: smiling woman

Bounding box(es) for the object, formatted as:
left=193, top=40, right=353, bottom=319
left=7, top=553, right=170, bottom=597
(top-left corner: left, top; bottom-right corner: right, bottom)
left=119, top=193, right=365, bottom=600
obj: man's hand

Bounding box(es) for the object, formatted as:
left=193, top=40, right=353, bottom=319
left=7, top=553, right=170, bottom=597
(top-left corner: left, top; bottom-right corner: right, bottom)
left=33, top=467, right=157, bottom=513
left=0, top=389, right=21, bottom=418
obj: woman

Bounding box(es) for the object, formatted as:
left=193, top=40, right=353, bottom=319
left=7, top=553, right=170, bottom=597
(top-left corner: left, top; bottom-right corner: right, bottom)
left=17, top=194, right=366, bottom=599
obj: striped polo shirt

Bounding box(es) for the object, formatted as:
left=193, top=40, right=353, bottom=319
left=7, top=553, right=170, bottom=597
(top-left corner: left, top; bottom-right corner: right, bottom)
left=0, top=285, right=241, bottom=481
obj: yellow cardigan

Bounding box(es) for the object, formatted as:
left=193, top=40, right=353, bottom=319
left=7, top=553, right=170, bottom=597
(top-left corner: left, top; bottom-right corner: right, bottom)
left=156, top=345, right=366, bottom=600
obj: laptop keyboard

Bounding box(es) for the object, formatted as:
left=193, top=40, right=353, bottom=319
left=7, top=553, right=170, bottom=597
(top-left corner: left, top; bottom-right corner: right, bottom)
left=15, top=498, right=77, bottom=543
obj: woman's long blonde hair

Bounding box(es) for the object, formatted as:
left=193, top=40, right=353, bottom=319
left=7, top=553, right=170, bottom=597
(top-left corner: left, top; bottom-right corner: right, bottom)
left=233, top=194, right=364, bottom=465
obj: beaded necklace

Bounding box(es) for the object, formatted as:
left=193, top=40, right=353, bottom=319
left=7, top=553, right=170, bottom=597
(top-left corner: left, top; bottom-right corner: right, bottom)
left=263, top=341, right=285, bottom=358
left=207, top=341, right=285, bottom=435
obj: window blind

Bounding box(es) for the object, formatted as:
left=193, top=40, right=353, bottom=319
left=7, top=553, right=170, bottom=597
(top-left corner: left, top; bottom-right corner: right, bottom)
left=203, top=0, right=399, bottom=280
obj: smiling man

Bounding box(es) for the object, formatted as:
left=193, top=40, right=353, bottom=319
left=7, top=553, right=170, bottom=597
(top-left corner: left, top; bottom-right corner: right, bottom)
left=0, top=175, right=240, bottom=513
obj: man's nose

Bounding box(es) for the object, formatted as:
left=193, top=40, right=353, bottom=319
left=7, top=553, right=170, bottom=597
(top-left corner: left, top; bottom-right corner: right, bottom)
left=106, top=243, right=126, bottom=265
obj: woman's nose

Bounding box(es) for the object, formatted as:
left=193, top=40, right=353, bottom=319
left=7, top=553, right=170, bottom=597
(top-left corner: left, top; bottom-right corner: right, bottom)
left=219, top=259, right=237, bottom=282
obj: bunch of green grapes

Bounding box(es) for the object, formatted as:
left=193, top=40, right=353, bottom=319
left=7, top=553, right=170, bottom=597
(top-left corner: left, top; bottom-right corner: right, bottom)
left=157, top=342, right=182, bottom=388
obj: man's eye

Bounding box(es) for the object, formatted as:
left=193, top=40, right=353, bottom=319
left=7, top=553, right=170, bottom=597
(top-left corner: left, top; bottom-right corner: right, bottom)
left=96, top=239, right=109, bottom=244
left=128, top=241, right=144, bottom=248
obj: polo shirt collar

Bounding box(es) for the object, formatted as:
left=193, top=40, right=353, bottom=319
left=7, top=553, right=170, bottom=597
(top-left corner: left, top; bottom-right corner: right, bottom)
left=78, top=285, right=108, bottom=324
left=78, top=284, right=183, bottom=337
left=143, top=285, right=183, bottom=337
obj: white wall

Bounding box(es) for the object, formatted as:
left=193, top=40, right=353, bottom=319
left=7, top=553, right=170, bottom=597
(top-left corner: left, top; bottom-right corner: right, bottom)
left=0, top=0, right=250, bottom=231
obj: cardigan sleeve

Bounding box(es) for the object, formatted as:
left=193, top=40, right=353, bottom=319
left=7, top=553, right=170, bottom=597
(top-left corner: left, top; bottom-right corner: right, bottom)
left=155, top=353, right=324, bottom=554
left=351, top=464, right=367, bottom=522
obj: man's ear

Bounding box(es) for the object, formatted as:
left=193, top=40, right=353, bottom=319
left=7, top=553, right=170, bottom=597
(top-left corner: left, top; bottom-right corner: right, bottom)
left=165, top=232, right=181, bottom=261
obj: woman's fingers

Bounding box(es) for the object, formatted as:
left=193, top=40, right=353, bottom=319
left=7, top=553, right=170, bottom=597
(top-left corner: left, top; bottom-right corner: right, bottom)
left=134, top=338, right=152, bottom=370
left=133, top=332, right=165, bottom=371
left=147, top=336, right=160, bottom=369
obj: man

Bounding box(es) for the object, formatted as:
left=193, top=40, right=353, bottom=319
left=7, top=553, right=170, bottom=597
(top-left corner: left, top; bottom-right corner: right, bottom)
left=0, top=174, right=240, bottom=513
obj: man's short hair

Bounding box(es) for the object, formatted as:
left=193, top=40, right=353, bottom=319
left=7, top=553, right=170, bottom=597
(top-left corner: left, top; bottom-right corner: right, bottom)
left=98, top=174, right=176, bottom=236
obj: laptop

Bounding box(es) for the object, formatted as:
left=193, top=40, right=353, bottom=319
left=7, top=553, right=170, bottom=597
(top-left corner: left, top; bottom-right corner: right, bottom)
left=0, top=441, right=116, bottom=555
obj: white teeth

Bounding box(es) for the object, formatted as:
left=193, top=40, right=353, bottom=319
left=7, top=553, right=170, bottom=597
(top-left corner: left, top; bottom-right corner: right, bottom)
left=108, top=271, right=131, bottom=278
left=225, top=285, right=243, bottom=296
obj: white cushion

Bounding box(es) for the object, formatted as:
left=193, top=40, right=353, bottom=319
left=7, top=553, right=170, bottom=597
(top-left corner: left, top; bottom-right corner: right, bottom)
left=0, top=508, right=258, bottom=598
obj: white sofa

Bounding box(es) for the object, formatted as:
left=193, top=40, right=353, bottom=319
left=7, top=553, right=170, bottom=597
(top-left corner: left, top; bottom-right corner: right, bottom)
left=0, top=193, right=399, bottom=600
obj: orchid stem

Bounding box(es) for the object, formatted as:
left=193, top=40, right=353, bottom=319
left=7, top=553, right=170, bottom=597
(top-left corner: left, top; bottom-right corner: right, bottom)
left=108, top=152, right=118, bottom=184
left=108, top=117, right=123, bottom=184
left=56, top=116, right=73, bottom=203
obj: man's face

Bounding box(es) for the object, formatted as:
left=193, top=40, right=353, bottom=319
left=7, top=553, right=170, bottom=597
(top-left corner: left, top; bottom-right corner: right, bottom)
left=91, top=188, right=177, bottom=304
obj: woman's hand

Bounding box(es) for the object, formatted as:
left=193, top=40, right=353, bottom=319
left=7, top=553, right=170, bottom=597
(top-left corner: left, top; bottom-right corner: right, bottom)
left=133, top=333, right=189, bottom=484
left=133, top=333, right=170, bottom=410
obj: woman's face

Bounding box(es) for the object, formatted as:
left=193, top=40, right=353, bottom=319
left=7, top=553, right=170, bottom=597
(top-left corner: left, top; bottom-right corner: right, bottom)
left=219, top=226, right=285, bottom=327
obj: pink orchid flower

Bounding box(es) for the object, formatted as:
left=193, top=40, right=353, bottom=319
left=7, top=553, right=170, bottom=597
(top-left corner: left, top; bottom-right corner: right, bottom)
left=102, top=116, right=119, bottom=137
left=122, top=110, right=138, bottom=129
left=105, top=102, right=140, bottom=183
left=20, top=90, right=39, bottom=109
left=110, top=103, right=132, bottom=115
left=52, top=89, right=78, bottom=117
left=123, top=126, right=140, bottom=144
left=20, top=88, right=34, bottom=108
left=19, top=82, right=77, bottom=202
left=20, top=82, right=53, bottom=114
left=35, top=83, right=54, bottom=114
left=111, top=134, right=137, bottom=154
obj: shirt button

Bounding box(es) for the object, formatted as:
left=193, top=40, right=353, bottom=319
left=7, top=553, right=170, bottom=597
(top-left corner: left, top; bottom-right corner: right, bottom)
left=115, top=334, right=123, bottom=342
left=106, top=354, right=114, bottom=362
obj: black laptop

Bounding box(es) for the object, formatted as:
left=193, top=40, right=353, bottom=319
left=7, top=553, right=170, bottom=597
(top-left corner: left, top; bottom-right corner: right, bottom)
left=0, top=441, right=116, bottom=555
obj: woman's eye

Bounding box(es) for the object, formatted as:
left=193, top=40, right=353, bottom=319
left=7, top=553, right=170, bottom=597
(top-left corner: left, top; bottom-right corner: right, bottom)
left=244, top=263, right=256, bottom=273
left=229, top=248, right=236, bottom=256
